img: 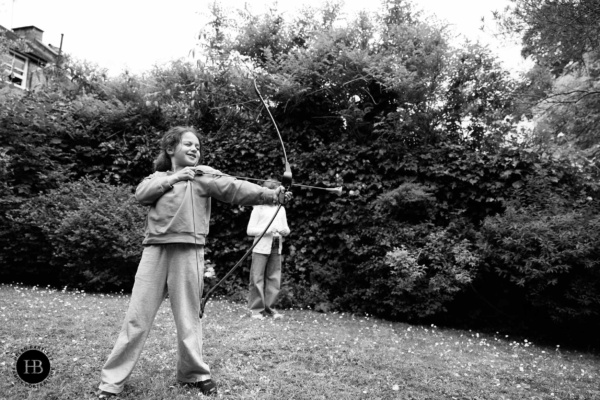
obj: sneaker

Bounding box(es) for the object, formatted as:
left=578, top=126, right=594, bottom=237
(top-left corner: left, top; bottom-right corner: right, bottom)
left=180, top=379, right=217, bottom=396
left=251, top=313, right=265, bottom=320
left=272, top=312, right=284, bottom=319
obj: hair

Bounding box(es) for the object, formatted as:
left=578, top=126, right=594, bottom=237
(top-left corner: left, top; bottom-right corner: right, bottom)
left=153, top=126, right=203, bottom=172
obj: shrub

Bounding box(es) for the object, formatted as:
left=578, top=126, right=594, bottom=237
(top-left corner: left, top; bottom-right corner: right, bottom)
left=340, top=224, right=480, bottom=320
left=479, top=205, right=600, bottom=327
left=6, top=178, right=146, bottom=291
left=371, top=182, right=437, bottom=223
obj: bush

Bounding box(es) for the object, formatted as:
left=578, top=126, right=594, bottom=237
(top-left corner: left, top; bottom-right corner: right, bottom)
left=479, top=205, right=600, bottom=328
left=5, top=178, right=146, bottom=291
left=339, top=223, right=480, bottom=320
left=372, top=182, right=437, bottom=223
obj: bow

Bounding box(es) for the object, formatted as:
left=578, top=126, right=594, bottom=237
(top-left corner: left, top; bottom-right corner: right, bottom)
left=199, top=78, right=292, bottom=318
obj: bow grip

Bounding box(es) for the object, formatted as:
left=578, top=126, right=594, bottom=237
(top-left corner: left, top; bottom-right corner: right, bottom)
left=281, top=161, right=293, bottom=190
left=281, top=170, right=293, bottom=190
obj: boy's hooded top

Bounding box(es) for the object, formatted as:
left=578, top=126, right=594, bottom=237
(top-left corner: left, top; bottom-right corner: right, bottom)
left=246, top=205, right=290, bottom=254
left=136, top=166, right=278, bottom=245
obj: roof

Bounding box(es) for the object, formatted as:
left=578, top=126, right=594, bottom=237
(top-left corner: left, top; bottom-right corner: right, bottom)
left=0, top=25, right=59, bottom=64
left=13, top=25, right=43, bottom=33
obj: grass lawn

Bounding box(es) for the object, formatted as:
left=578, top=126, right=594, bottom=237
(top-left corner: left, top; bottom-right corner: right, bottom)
left=1, top=283, right=599, bottom=400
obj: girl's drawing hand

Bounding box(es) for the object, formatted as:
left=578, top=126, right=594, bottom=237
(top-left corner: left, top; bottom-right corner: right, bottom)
left=173, top=167, right=197, bottom=183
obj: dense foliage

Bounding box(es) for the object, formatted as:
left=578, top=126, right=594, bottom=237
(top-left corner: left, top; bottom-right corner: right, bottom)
left=2, top=0, right=600, bottom=346
left=480, top=206, right=600, bottom=325
left=3, top=179, right=146, bottom=291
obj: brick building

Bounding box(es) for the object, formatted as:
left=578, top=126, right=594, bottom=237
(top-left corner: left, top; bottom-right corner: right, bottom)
left=1, top=25, right=60, bottom=90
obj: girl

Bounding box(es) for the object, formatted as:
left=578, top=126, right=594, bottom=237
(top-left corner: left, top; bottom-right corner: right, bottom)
left=98, top=126, right=290, bottom=398
left=247, top=177, right=291, bottom=319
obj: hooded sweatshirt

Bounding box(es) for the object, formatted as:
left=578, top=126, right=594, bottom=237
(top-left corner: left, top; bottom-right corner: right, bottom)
left=135, top=166, right=279, bottom=246
left=246, top=205, right=290, bottom=254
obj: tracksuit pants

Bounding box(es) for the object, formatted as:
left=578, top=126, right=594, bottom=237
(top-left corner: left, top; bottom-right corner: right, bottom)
left=99, top=244, right=210, bottom=394
left=248, top=239, right=282, bottom=315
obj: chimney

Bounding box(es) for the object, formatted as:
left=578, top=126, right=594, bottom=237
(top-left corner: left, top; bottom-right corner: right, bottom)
left=13, top=26, right=44, bottom=42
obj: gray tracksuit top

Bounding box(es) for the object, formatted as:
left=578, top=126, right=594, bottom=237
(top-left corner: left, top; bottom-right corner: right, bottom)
left=135, top=166, right=278, bottom=246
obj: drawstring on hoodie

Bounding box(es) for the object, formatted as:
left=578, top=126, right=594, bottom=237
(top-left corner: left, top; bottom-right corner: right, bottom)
left=188, top=180, right=202, bottom=318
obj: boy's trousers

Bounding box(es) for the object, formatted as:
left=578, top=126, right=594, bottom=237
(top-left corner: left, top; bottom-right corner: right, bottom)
left=248, top=241, right=282, bottom=315
left=99, top=244, right=210, bottom=394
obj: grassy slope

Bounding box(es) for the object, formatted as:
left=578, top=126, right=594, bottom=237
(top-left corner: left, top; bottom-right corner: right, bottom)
left=1, top=284, right=599, bottom=400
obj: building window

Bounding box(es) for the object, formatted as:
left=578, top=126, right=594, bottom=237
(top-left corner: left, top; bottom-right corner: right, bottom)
left=2, top=52, right=28, bottom=89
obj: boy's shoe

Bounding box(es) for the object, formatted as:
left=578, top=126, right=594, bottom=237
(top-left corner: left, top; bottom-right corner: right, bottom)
left=251, top=313, right=265, bottom=320
left=180, top=379, right=218, bottom=396
left=97, top=390, right=117, bottom=399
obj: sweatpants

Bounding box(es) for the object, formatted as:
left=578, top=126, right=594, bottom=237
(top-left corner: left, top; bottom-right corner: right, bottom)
left=248, top=240, right=282, bottom=315
left=99, top=244, right=210, bottom=394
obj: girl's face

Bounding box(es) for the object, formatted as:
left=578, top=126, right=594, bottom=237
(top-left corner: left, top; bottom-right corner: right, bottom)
left=168, top=131, right=200, bottom=171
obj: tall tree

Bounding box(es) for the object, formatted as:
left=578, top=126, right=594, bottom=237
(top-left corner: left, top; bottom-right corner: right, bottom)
left=496, top=0, right=600, bottom=75
left=497, top=0, right=600, bottom=160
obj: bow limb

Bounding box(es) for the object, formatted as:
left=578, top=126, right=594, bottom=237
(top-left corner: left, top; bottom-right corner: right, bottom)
left=253, top=78, right=292, bottom=191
